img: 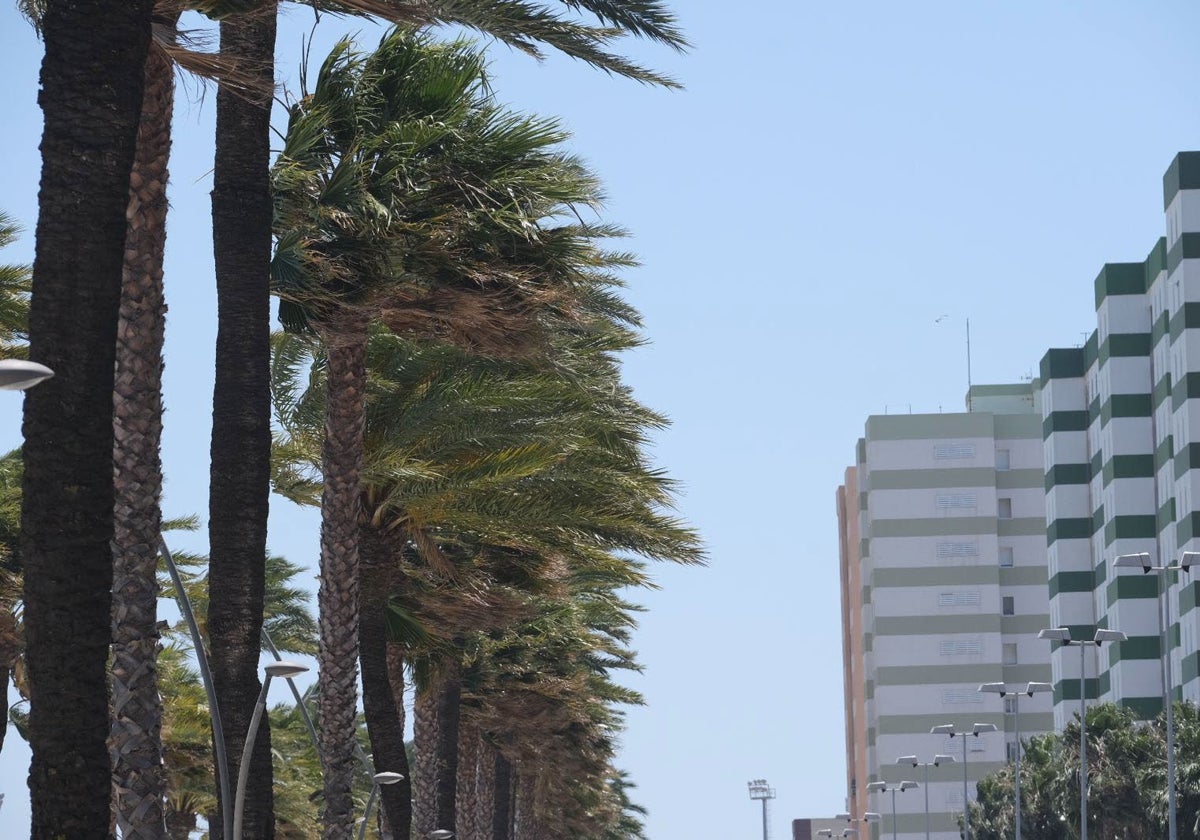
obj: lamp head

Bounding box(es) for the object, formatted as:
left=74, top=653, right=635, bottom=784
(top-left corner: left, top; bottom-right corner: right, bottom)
left=1039, top=627, right=1072, bottom=642
left=934, top=754, right=956, bottom=765
left=1181, top=551, right=1200, bottom=573
left=0, top=360, right=54, bottom=391
left=899, top=781, right=919, bottom=791
left=264, top=660, right=309, bottom=679
left=1094, top=629, right=1127, bottom=645
left=1114, top=552, right=1153, bottom=573
left=864, top=813, right=881, bottom=823
left=373, top=771, right=404, bottom=785
left=896, top=754, right=918, bottom=767
left=428, top=832, right=454, bottom=840
left=1025, top=681, right=1053, bottom=696
left=972, top=722, right=998, bottom=736
left=930, top=724, right=956, bottom=736
left=817, top=832, right=833, bottom=839
left=978, top=682, right=1006, bottom=696
left=835, top=813, right=851, bottom=822
left=866, top=781, right=887, bottom=793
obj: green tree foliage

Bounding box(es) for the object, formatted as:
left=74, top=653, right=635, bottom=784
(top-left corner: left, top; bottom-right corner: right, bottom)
left=969, top=702, right=1200, bottom=840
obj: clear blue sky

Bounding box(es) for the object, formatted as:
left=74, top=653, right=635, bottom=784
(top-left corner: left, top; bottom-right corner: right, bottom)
left=2, top=1, right=1200, bottom=836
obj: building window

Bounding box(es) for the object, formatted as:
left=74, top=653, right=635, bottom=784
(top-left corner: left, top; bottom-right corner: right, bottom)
left=1003, top=643, right=1018, bottom=665
left=998, top=498, right=1013, bottom=519
left=996, top=449, right=1011, bottom=471
left=1002, top=596, right=1015, bottom=616
left=999, top=547, right=1014, bottom=567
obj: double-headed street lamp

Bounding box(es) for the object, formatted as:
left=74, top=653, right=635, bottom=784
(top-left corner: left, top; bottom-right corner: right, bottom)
left=1115, top=551, right=1197, bottom=840
left=978, top=682, right=1051, bottom=840
left=896, top=754, right=955, bottom=840
left=1038, top=627, right=1127, bottom=840
left=817, top=830, right=858, bottom=838
left=929, top=722, right=998, bottom=840
left=866, top=780, right=918, bottom=840
left=833, top=811, right=881, bottom=833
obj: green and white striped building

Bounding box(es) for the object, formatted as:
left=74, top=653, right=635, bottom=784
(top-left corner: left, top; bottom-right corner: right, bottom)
left=1039, top=151, right=1200, bottom=727
left=843, top=387, right=1053, bottom=840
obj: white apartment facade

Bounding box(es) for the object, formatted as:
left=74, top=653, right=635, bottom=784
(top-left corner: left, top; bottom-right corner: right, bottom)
left=840, top=385, right=1053, bottom=840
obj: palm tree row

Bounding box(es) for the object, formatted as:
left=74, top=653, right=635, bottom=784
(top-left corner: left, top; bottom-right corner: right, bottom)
left=969, top=702, right=1200, bottom=839
left=16, top=0, right=691, bottom=835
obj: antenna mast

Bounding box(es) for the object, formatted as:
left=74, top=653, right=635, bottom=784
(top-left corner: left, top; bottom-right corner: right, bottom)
left=966, top=318, right=973, bottom=412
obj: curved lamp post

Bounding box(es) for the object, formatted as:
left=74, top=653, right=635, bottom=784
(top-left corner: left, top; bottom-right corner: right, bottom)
left=866, top=780, right=918, bottom=840
left=929, top=723, right=997, bottom=839
left=0, top=359, right=53, bottom=390
left=1038, top=627, right=1126, bottom=840
left=233, top=660, right=309, bottom=840
left=978, top=681, right=1051, bottom=840
left=358, top=772, right=405, bottom=840
left=1115, top=551, right=1197, bottom=840
left=896, top=754, right=954, bottom=840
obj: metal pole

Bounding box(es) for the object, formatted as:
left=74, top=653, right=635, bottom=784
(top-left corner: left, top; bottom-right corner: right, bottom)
left=358, top=783, right=380, bottom=840
left=1080, top=641, right=1088, bottom=840
left=761, top=796, right=768, bottom=840
left=891, top=788, right=898, bottom=840
left=233, top=674, right=273, bottom=840
left=1161, top=568, right=1179, bottom=840
left=160, top=536, right=233, bottom=839
left=924, top=763, right=931, bottom=840
left=1014, top=695, right=1023, bottom=840
left=962, top=732, right=970, bottom=840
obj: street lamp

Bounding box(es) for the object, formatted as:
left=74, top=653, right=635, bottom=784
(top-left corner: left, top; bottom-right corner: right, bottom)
left=866, top=780, right=918, bottom=840
left=1039, top=626, right=1127, bottom=840
left=747, top=778, right=775, bottom=840
left=232, top=660, right=309, bottom=840
left=834, top=812, right=881, bottom=827
left=897, top=754, right=955, bottom=840
left=358, top=772, right=405, bottom=840
left=428, top=832, right=455, bottom=840
left=1115, top=551, right=1196, bottom=840
left=0, top=359, right=53, bottom=390
left=978, top=682, right=1051, bottom=840
left=929, top=722, right=998, bottom=839
left=817, top=830, right=858, bottom=838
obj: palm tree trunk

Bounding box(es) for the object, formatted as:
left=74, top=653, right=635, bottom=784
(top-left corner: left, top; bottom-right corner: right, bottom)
left=0, top=604, right=18, bottom=757
left=165, top=806, right=197, bottom=840
left=22, top=1, right=154, bottom=836
left=316, top=319, right=369, bottom=839
left=455, top=720, right=481, bottom=840
left=414, top=660, right=463, bottom=836
left=110, top=28, right=177, bottom=838
left=491, top=751, right=513, bottom=840
left=207, top=4, right=278, bottom=837
left=514, top=772, right=536, bottom=840
left=471, top=739, right=497, bottom=840
left=359, top=525, right=412, bottom=839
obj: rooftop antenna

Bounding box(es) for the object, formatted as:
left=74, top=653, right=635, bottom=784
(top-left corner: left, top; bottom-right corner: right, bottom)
left=747, top=779, right=775, bottom=840
left=966, top=318, right=973, bottom=412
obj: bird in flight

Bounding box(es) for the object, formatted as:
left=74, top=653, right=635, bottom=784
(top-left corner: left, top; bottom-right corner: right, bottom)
left=934, top=314, right=949, bottom=323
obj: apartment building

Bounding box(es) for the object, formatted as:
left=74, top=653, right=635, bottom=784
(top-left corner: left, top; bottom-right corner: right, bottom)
left=1038, top=151, right=1200, bottom=726
left=837, top=385, right=1054, bottom=839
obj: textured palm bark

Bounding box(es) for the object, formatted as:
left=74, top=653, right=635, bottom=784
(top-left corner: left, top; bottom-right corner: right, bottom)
left=414, top=662, right=463, bottom=836
left=471, top=740, right=497, bottom=840
left=455, top=721, right=481, bottom=840
left=165, top=807, right=196, bottom=840
left=412, top=679, right=439, bottom=835
left=359, top=525, right=413, bottom=840
left=110, top=30, right=176, bottom=838
left=207, top=5, right=278, bottom=838
left=514, top=773, right=536, bottom=840
left=22, top=1, right=154, bottom=836
left=491, top=752, right=513, bottom=840
left=316, top=321, right=369, bottom=839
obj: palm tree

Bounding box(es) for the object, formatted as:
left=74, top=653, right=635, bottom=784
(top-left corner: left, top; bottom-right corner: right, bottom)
left=208, top=4, right=684, bottom=831
left=270, top=28, right=679, bottom=835
left=19, top=2, right=154, bottom=831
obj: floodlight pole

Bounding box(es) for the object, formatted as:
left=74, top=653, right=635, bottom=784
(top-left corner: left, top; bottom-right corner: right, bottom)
left=747, top=779, right=775, bottom=840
